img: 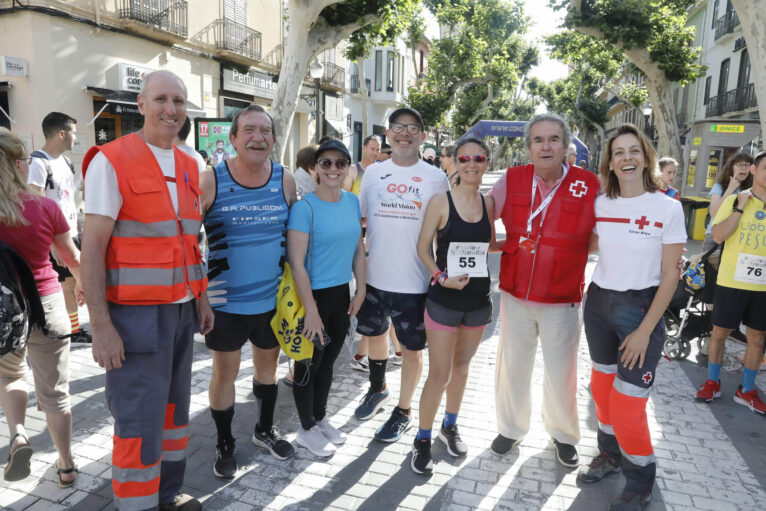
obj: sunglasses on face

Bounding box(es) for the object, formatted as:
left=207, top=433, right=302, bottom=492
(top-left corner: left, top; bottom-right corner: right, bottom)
left=316, top=158, right=350, bottom=170
left=390, top=122, right=422, bottom=134
left=381, top=150, right=392, bottom=155
left=457, top=155, right=487, bottom=163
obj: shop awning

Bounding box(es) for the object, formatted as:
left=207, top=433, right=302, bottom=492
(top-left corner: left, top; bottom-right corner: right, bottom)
left=85, top=85, right=206, bottom=125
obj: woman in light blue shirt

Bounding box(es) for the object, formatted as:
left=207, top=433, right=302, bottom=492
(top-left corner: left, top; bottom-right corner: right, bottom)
left=287, top=139, right=366, bottom=458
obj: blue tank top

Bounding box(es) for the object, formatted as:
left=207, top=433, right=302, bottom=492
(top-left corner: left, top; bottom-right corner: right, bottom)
left=204, top=160, right=289, bottom=314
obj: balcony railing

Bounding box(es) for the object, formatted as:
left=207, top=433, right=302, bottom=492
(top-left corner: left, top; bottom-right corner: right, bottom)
left=322, top=62, right=345, bottom=91
left=263, top=44, right=283, bottom=71
left=714, top=10, right=740, bottom=41
left=706, top=83, right=757, bottom=117
left=119, top=0, right=188, bottom=38
left=213, top=18, right=262, bottom=61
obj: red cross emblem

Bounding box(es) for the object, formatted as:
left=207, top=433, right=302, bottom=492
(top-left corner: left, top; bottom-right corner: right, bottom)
left=569, top=180, right=588, bottom=198
left=635, top=216, right=650, bottom=229
left=642, top=371, right=653, bottom=384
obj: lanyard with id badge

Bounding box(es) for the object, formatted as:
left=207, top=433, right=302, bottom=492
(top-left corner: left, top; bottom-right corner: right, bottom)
left=519, top=165, right=569, bottom=254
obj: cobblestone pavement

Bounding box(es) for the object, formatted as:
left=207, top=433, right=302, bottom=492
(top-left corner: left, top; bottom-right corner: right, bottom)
left=1, top=172, right=765, bottom=510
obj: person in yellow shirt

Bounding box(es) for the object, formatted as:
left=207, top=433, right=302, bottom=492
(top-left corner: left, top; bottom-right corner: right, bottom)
left=344, top=135, right=380, bottom=195
left=695, top=151, right=766, bottom=415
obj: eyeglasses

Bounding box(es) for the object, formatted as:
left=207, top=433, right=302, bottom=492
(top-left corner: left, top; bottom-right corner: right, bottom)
left=457, top=155, right=487, bottom=163
left=381, top=150, right=392, bottom=155
left=316, top=158, right=350, bottom=170
left=390, top=122, right=422, bottom=134
left=16, top=157, right=33, bottom=165
left=734, top=162, right=751, bottom=169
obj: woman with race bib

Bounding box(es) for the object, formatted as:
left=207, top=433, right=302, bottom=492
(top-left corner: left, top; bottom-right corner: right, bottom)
left=578, top=124, right=686, bottom=510
left=411, top=137, right=496, bottom=474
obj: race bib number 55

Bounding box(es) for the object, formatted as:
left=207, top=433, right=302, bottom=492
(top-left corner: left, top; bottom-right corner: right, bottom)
left=447, top=242, right=489, bottom=278
left=734, top=253, right=766, bottom=286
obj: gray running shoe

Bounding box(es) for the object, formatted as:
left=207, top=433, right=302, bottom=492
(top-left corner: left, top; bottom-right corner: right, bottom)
left=578, top=451, right=621, bottom=483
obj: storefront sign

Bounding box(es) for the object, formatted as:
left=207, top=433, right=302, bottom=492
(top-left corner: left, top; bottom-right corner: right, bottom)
left=1, top=56, right=28, bottom=77
left=693, top=137, right=701, bottom=146
left=222, top=67, right=278, bottom=98
left=117, top=63, right=154, bottom=93
left=709, top=124, right=745, bottom=134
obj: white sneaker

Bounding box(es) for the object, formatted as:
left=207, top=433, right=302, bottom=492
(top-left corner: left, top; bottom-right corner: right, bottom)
left=350, top=355, right=369, bottom=371
left=296, top=425, right=336, bottom=457
left=391, top=353, right=402, bottom=366
left=316, top=418, right=347, bottom=445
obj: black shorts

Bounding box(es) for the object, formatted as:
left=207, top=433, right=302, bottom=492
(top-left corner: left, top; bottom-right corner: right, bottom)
left=205, top=308, right=279, bottom=352
left=712, top=284, right=766, bottom=331
left=356, top=284, right=427, bottom=351
left=50, top=235, right=80, bottom=282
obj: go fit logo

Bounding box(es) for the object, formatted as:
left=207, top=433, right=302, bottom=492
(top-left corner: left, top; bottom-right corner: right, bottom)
left=387, top=183, right=420, bottom=195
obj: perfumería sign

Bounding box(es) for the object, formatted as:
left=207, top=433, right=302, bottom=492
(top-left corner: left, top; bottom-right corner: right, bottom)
left=709, top=124, right=744, bottom=134
left=117, top=63, right=154, bottom=93
left=223, top=67, right=278, bottom=98
left=1, top=56, right=29, bottom=77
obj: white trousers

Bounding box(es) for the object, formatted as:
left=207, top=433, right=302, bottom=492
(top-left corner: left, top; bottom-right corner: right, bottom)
left=494, top=291, right=581, bottom=445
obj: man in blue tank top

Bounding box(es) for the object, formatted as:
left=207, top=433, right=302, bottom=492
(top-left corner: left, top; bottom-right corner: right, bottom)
left=199, top=105, right=297, bottom=478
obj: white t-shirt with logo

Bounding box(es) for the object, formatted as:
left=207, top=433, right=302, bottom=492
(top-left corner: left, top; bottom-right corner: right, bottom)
left=27, top=150, right=78, bottom=236
left=592, top=192, right=687, bottom=291
left=359, top=158, right=450, bottom=294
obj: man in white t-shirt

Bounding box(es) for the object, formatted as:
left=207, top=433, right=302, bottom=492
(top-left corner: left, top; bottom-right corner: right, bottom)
left=175, top=116, right=207, bottom=174
left=27, top=112, right=88, bottom=341
left=353, top=108, right=450, bottom=444
left=81, top=70, right=213, bottom=511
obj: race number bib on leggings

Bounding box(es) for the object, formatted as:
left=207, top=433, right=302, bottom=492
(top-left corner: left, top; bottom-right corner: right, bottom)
left=733, top=253, right=766, bottom=285
left=447, top=242, right=489, bottom=278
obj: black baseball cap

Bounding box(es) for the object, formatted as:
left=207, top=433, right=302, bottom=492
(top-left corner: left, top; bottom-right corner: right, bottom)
left=388, top=107, right=425, bottom=129
left=315, top=139, right=351, bottom=162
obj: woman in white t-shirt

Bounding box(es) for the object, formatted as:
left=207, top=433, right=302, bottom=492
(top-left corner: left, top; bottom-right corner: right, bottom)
left=577, top=124, right=686, bottom=509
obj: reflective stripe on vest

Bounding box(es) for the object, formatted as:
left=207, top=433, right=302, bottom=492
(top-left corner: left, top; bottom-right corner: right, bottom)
left=113, top=218, right=201, bottom=238
left=106, top=263, right=204, bottom=288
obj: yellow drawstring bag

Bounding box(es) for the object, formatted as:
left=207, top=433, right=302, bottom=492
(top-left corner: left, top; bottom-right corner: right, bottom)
left=271, top=262, right=314, bottom=363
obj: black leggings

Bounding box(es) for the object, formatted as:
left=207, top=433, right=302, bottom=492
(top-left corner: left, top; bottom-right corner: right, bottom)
left=292, top=283, right=350, bottom=430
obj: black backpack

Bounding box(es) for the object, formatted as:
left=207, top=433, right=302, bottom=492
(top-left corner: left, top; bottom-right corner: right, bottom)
left=29, top=151, right=75, bottom=191
left=0, top=241, right=46, bottom=358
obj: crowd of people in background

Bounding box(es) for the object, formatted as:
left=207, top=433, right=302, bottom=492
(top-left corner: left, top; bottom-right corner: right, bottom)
left=1, top=69, right=764, bottom=511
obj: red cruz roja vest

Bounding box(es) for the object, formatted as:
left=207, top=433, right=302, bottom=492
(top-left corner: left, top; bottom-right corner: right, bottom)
left=82, top=133, right=207, bottom=305
left=499, top=164, right=599, bottom=304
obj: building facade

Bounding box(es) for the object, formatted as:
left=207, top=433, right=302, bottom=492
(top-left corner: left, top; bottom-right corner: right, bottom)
left=0, top=0, right=340, bottom=171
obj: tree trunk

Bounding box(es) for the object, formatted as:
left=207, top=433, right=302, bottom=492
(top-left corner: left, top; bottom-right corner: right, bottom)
left=731, top=0, right=766, bottom=142
left=644, top=71, right=683, bottom=168
left=357, top=58, right=370, bottom=139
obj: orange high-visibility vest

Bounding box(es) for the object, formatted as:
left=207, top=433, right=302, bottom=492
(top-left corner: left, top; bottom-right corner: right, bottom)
left=83, top=134, right=207, bottom=305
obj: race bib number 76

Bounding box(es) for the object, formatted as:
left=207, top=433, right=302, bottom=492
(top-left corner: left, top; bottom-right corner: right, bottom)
left=733, top=253, right=766, bottom=286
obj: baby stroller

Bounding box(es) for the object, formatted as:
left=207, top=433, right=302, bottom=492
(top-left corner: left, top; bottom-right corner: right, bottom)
left=662, top=245, right=718, bottom=360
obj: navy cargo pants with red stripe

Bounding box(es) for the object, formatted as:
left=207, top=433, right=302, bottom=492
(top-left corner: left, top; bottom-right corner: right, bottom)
left=106, top=301, right=199, bottom=511
left=584, top=283, right=665, bottom=494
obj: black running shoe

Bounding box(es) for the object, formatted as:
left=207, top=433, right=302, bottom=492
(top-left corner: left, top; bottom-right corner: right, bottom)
left=212, top=442, right=237, bottom=479
left=552, top=438, right=579, bottom=467
left=577, top=451, right=621, bottom=483
left=70, top=331, right=92, bottom=344
left=490, top=434, right=520, bottom=456
left=252, top=425, right=295, bottom=460
left=438, top=424, right=468, bottom=457
left=411, top=438, right=433, bottom=475
left=609, top=489, right=651, bottom=510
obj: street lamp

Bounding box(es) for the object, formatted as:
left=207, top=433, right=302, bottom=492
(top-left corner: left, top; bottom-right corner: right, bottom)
left=309, top=59, right=324, bottom=143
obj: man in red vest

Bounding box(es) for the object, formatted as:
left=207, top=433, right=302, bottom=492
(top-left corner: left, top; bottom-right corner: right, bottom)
left=489, top=113, right=599, bottom=469
left=81, top=70, right=214, bottom=511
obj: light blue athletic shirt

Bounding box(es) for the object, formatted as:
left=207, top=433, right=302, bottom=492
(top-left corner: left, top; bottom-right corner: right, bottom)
left=203, top=160, right=289, bottom=314
left=287, top=191, right=361, bottom=290
left=706, top=182, right=739, bottom=235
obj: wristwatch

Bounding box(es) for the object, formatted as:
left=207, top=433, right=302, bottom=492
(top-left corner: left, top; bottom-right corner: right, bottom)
left=733, top=207, right=744, bottom=214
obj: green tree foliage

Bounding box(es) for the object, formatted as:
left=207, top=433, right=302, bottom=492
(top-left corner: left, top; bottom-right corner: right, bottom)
left=406, top=0, right=538, bottom=136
